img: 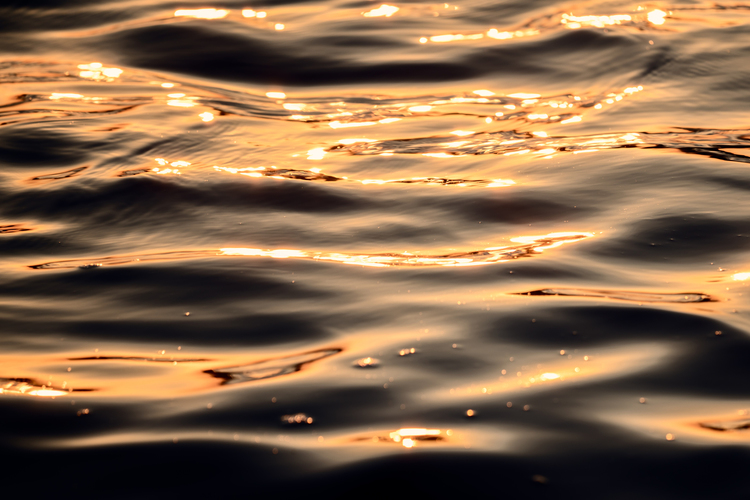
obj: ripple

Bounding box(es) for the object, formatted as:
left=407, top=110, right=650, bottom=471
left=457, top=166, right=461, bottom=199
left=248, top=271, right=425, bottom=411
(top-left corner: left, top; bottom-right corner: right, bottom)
left=267, top=86, right=642, bottom=129
left=29, top=250, right=209, bottom=270
left=219, top=232, right=594, bottom=268
left=331, top=127, right=750, bottom=164
left=699, top=418, right=750, bottom=432
left=352, top=428, right=449, bottom=448
left=29, top=232, right=594, bottom=270
left=31, top=166, right=88, bottom=180
left=515, top=289, right=713, bottom=303
left=0, top=224, right=32, bottom=234
left=0, top=377, right=88, bottom=397
left=213, top=165, right=514, bottom=188
left=69, top=355, right=208, bottom=363
left=205, top=349, right=341, bottom=385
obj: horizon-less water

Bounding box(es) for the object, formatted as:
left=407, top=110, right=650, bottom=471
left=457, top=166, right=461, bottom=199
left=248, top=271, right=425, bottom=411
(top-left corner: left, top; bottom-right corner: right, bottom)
left=2, top=1, right=750, bottom=497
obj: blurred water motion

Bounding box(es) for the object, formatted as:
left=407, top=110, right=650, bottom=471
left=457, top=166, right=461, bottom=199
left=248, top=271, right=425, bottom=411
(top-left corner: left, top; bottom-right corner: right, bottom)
left=1, top=0, right=750, bottom=497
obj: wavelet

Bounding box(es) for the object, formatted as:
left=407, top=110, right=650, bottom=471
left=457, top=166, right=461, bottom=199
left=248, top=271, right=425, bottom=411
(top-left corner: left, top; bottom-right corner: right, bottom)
left=515, top=289, right=713, bottom=303
left=206, top=349, right=341, bottom=385
left=28, top=232, right=594, bottom=270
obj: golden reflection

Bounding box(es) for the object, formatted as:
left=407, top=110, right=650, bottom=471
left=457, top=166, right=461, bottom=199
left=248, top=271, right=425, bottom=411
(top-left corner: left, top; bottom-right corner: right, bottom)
left=199, top=112, right=214, bottom=122
left=174, top=8, right=228, bottom=19
left=561, top=13, right=632, bottom=29
left=560, top=115, right=582, bottom=124
left=152, top=158, right=190, bottom=175
left=283, top=103, right=309, bottom=111
left=306, top=147, right=327, bottom=160
left=560, top=10, right=667, bottom=29
left=49, top=93, right=84, bottom=99
left=30, top=232, right=591, bottom=270
left=78, top=62, right=122, bottom=81
left=0, top=379, right=69, bottom=398
left=243, top=10, right=267, bottom=18
left=422, top=28, right=538, bottom=43
left=389, top=428, right=441, bottom=448
left=356, top=357, right=379, bottom=367
left=266, top=91, right=286, bottom=99
left=408, top=105, right=432, bottom=112
left=487, top=28, right=539, bottom=40
left=508, top=93, right=540, bottom=99
left=647, top=9, right=667, bottom=25
left=732, top=272, right=750, bottom=281
left=0, top=347, right=343, bottom=401
left=346, top=427, right=456, bottom=449
left=363, top=5, right=399, bottom=17
left=329, top=120, right=378, bottom=129
left=213, top=164, right=511, bottom=188
left=167, top=97, right=196, bottom=107
left=430, top=33, right=484, bottom=42
left=276, top=85, right=642, bottom=130
left=220, top=232, right=593, bottom=268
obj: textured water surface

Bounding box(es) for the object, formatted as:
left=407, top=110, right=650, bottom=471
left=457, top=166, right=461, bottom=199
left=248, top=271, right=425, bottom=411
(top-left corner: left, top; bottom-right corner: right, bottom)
left=2, top=0, right=750, bottom=497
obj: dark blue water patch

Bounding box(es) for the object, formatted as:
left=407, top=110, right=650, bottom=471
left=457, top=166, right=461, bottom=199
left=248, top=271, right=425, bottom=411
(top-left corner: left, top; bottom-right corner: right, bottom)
left=58, top=313, right=331, bottom=346
left=417, top=190, right=591, bottom=225
left=588, top=214, right=750, bottom=263
left=94, top=22, right=651, bottom=87
left=484, top=305, right=750, bottom=398
left=101, top=23, right=480, bottom=86
left=1, top=434, right=748, bottom=499
left=637, top=48, right=675, bottom=79
left=0, top=125, right=100, bottom=168
left=347, top=222, right=456, bottom=247
left=0, top=263, right=337, bottom=305
left=0, top=176, right=377, bottom=225
left=485, top=305, right=741, bottom=347
left=0, top=232, right=88, bottom=257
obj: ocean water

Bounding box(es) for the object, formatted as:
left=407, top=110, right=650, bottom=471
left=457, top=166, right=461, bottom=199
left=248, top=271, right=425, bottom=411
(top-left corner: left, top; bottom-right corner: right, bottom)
left=2, top=0, right=750, bottom=497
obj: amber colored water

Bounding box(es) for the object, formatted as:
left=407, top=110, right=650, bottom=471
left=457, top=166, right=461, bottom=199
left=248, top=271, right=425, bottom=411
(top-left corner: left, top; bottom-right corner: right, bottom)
left=2, top=1, right=750, bottom=497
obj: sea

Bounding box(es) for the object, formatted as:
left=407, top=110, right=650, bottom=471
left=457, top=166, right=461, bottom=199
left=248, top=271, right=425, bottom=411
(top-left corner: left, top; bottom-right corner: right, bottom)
left=1, top=0, right=750, bottom=497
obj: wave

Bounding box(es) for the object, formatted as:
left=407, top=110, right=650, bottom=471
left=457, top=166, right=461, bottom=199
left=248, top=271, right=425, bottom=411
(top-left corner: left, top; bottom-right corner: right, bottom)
left=28, top=232, right=594, bottom=270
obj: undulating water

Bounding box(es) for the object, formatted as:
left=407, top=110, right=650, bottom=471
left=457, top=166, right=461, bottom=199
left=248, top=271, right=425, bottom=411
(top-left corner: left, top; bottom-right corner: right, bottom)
left=2, top=0, right=750, bottom=497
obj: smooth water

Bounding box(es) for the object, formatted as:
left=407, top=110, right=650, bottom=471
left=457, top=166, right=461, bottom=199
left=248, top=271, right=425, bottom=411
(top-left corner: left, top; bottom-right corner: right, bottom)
left=2, top=0, right=750, bottom=497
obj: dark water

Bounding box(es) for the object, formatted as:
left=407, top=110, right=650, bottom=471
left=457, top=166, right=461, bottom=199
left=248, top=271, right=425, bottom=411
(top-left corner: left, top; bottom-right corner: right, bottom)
left=2, top=1, right=750, bottom=497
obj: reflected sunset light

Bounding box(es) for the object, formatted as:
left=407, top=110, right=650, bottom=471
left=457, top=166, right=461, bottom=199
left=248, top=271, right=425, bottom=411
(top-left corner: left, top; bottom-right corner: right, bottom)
left=174, top=8, right=228, bottom=19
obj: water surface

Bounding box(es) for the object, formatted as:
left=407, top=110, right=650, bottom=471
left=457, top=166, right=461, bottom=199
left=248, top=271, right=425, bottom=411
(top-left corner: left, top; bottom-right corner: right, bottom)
left=2, top=0, right=750, bottom=497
